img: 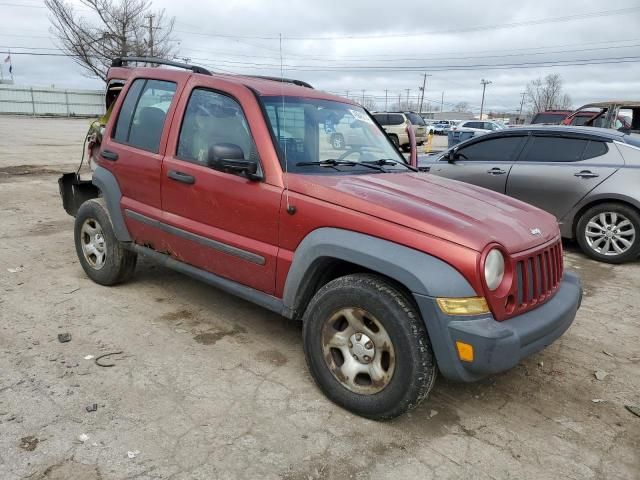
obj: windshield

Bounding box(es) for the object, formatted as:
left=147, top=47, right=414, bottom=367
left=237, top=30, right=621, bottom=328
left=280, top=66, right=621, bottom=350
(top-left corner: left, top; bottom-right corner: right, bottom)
left=261, top=97, right=408, bottom=174
left=405, top=113, right=425, bottom=125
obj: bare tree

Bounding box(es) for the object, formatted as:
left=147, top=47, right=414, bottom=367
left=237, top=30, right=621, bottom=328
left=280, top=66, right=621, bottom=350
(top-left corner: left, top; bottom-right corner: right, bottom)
left=45, top=0, right=177, bottom=82
left=454, top=101, right=471, bottom=113
left=356, top=97, right=378, bottom=111
left=526, top=74, right=572, bottom=114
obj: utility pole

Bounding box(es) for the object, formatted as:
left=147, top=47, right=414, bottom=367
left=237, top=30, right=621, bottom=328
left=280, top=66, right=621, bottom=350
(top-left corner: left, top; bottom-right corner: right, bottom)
left=146, top=14, right=155, bottom=58
left=480, top=79, right=492, bottom=119
left=384, top=89, right=388, bottom=111
left=361, top=89, right=365, bottom=105
left=441, top=91, right=444, bottom=113
left=398, top=93, right=401, bottom=110
left=405, top=89, right=410, bottom=110
left=518, top=91, right=526, bottom=124
left=418, top=73, right=431, bottom=114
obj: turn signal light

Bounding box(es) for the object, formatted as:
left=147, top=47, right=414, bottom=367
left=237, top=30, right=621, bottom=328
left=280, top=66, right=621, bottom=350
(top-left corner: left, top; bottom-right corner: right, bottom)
left=455, top=341, right=474, bottom=362
left=436, top=297, right=490, bottom=315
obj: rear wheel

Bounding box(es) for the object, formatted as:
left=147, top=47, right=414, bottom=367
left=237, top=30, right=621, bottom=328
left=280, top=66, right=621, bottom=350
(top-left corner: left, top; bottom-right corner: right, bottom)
left=74, top=199, right=137, bottom=285
left=576, top=203, right=640, bottom=263
left=302, top=274, right=436, bottom=420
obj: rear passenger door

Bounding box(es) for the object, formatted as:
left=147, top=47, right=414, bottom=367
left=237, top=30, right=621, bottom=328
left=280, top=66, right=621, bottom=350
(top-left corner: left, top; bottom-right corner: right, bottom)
left=101, top=76, right=182, bottom=247
left=429, top=134, right=527, bottom=193
left=506, top=134, right=622, bottom=219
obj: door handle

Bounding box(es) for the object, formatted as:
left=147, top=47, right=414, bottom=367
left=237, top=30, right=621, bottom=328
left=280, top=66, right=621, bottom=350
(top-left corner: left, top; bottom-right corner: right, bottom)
left=100, top=150, right=118, bottom=161
left=487, top=167, right=507, bottom=175
left=168, top=170, right=195, bottom=185
left=574, top=170, right=599, bottom=179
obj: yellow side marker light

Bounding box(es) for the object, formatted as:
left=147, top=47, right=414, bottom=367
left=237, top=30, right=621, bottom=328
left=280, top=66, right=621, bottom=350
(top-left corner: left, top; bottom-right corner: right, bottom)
left=456, top=341, right=474, bottom=362
left=436, top=297, right=490, bottom=316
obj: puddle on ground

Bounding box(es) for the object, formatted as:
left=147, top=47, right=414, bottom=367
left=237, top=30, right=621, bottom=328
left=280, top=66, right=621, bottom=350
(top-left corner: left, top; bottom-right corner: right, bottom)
left=194, top=324, right=246, bottom=345
left=160, top=309, right=195, bottom=322
left=255, top=349, right=288, bottom=366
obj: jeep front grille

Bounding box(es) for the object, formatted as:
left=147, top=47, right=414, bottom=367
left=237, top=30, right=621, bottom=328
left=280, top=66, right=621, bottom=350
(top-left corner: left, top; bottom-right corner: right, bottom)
left=514, top=239, right=563, bottom=310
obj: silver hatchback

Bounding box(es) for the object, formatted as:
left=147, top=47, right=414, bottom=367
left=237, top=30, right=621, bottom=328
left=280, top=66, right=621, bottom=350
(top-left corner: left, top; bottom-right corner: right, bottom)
left=419, top=126, right=640, bottom=263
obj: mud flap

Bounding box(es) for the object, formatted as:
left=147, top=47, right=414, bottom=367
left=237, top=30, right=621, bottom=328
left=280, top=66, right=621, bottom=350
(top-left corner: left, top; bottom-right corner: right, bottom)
left=58, top=172, right=99, bottom=217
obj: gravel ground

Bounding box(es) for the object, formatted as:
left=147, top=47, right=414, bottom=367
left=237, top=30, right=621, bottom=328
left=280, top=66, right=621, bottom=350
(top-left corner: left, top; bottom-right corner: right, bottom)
left=0, top=116, right=638, bottom=480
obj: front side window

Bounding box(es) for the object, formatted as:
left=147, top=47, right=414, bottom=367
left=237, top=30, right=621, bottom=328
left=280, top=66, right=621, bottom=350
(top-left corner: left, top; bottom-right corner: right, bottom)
left=177, top=89, right=259, bottom=166
left=112, top=79, right=176, bottom=153
left=261, top=97, right=408, bottom=174
left=523, top=136, right=588, bottom=162
left=455, top=136, right=525, bottom=162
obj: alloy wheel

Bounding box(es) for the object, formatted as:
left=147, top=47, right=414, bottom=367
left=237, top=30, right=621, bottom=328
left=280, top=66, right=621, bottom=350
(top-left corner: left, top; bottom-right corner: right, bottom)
left=80, top=217, right=107, bottom=269
left=321, top=307, right=395, bottom=394
left=585, top=212, right=636, bottom=257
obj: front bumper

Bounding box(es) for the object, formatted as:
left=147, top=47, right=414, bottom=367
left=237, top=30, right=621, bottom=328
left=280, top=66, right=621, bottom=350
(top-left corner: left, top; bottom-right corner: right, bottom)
left=414, top=271, right=582, bottom=382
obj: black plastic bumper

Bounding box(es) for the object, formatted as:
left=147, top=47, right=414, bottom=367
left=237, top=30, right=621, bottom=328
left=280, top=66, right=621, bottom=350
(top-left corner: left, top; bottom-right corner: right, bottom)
left=414, top=271, right=582, bottom=382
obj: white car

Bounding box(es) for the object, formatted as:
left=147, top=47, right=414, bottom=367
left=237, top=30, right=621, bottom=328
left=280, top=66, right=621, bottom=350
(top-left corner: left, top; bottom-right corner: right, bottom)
left=453, top=120, right=506, bottom=137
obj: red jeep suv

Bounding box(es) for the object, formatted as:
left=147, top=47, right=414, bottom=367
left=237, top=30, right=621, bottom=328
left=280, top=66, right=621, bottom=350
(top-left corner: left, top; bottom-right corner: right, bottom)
left=60, top=57, right=582, bottom=419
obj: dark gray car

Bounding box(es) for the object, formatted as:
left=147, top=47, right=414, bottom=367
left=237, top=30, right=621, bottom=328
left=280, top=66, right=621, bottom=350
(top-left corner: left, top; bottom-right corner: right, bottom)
left=419, top=126, right=640, bottom=263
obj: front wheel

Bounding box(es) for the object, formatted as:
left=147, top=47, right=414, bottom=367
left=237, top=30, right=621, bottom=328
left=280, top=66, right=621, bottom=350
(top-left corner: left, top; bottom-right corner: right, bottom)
left=302, top=274, right=436, bottom=420
left=74, top=198, right=137, bottom=285
left=576, top=203, right=640, bottom=263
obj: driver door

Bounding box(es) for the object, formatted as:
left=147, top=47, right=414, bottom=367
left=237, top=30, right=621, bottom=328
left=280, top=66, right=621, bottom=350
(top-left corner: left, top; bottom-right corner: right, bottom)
left=429, top=134, right=528, bottom=193
left=160, top=85, right=282, bottom=294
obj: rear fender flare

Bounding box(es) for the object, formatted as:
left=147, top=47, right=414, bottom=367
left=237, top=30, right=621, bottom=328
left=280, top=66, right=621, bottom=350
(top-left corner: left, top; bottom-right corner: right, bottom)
left=91, top=166, right=131, bottom=242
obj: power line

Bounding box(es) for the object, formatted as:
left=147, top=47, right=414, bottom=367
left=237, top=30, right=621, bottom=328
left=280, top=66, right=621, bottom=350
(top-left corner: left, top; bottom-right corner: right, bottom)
left=173, top=7, right=640, bottom=41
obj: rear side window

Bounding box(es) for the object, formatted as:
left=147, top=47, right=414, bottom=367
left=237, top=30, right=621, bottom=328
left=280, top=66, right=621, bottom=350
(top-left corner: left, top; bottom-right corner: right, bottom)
left=457, top=136, right=525, bottom=162
left=531, top=113, right=567, bottom=124
left=112, top=79, right=177, bottom=153
left=387, top=114, right=405, bottom=125
left=582, top=140, right=608, bottom=160
left=523, top=136, right=588, bottom=162
left=373, top=114, right=388, bottom=125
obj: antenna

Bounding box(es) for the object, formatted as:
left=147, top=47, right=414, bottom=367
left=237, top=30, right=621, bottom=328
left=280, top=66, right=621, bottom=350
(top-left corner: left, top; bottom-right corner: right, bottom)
left=280, top=33, right=294, bottom=215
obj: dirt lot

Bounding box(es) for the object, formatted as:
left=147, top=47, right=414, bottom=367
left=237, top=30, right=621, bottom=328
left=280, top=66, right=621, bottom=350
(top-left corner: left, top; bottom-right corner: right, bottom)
left=0, top=116, right=638, bottom=480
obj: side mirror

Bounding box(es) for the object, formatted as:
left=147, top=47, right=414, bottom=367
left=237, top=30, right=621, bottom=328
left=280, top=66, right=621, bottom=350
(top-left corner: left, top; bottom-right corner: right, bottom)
left=444, top=150, right=456, bottom=163
left=207, top=143, right=261, bottom=180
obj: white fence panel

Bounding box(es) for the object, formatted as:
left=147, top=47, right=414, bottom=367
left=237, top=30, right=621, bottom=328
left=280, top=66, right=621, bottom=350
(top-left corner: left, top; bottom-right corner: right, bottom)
left=0, top=85, right=104, bottom=117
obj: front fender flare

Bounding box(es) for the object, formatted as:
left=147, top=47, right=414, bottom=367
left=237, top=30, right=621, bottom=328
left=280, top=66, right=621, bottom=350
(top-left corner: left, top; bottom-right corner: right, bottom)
left=282, top=228, right=476, bottom=313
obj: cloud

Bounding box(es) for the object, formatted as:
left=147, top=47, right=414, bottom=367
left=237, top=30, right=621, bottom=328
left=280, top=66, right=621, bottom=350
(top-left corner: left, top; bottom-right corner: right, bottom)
left=2, top=0, right=639, bottom=112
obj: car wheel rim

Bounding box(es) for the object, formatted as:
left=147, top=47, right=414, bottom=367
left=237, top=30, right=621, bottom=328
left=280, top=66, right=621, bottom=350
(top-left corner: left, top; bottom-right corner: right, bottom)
left=321, top=307, right=395, bottom=395
left=81, top=218, right=107, bottom=270
left=585, top=212, right=636, bottom=256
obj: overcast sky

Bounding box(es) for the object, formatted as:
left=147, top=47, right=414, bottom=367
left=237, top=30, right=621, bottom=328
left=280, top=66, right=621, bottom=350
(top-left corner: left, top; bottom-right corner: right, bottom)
left=2, top=0, right=639, bottom=113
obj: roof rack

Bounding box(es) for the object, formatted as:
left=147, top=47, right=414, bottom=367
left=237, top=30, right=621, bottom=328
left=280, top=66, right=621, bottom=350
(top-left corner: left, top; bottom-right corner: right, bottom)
left=111, top=57, right=212, bottom=76
left=244, top=75, right=313, bottom=89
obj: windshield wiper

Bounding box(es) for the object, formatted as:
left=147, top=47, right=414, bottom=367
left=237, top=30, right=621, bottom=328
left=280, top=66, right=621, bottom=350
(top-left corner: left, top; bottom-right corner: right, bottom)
left=362, top=158, right=418, bottom=172
left=296, top=159, right=387, bottom=172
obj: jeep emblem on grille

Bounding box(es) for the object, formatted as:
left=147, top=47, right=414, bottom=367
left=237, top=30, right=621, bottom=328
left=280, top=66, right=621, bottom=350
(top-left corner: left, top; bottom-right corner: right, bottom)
left=530, top=228, right=542, bottom=236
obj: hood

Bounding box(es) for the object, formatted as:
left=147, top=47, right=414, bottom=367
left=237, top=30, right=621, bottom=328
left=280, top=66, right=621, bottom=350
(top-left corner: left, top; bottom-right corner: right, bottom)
left=289, top=172, right=559, bottom=253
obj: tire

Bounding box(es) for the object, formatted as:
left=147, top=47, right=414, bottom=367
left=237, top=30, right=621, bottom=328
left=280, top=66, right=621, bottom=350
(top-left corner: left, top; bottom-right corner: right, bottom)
left=401, top=144, right=411, bottom=152
left=74, top=198, right=137, bottom=285
left=576, top=202, right=640, bottom=264
left=389, top=135, right=400, bottom=148
left=302, top=274, right=436, bottom=420
left=331, top=133, right=345, bottom=149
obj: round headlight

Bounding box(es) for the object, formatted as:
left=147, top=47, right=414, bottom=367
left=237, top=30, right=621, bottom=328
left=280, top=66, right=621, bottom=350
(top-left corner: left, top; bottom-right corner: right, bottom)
left=484, top=249, right=505, bottom=291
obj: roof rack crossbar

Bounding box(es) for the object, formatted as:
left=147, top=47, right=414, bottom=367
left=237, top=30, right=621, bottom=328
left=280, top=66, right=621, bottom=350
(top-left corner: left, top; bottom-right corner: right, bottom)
left=111, top=57, right=212, bottom=76
left=244, top=75, right=313, bottom=89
